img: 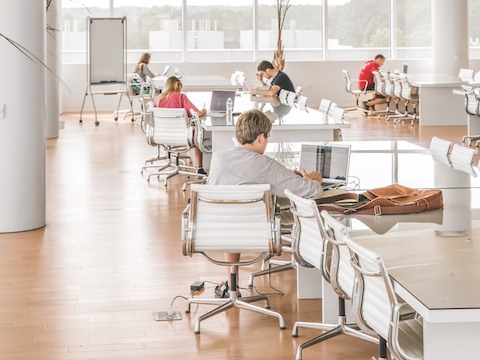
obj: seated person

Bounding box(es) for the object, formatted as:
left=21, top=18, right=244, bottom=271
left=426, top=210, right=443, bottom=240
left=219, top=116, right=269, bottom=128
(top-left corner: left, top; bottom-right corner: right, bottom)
left=358, top=54, right=388, bottom=110
left=153, top=76, right=207, bottom=175
left=249, top=60, right=295, bottom=97
left=207, top=109, right=323, bottom=292
left=133, top=52, right=156, bottom=80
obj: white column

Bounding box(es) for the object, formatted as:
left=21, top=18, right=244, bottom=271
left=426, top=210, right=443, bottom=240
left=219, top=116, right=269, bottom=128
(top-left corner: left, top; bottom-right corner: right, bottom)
left=46, top=0, right=61, bottom=139
left=432, top=0, right=468, bottom=75
left=0, top=1, right=46, bottom=232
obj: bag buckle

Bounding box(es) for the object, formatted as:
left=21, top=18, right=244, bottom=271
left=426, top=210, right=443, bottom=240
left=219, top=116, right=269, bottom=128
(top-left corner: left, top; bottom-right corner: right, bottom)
left=373, top=205, right=382, bottom=216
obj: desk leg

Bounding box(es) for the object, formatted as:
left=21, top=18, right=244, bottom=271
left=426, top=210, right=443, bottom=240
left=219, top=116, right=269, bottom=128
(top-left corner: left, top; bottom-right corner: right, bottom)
left=418, top=87, right=466, bottom=126
left=296, top=265, right=322, bottom=299
left=468, top=114, right=480, bottom=135
left=423, top=321, right=479, bottom=360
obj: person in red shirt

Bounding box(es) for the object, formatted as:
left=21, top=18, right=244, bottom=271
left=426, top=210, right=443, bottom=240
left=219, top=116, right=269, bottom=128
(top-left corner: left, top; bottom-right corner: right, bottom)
left=154, top=76, right=207, bottom=174
left=358, top=54, right=387, bottom=110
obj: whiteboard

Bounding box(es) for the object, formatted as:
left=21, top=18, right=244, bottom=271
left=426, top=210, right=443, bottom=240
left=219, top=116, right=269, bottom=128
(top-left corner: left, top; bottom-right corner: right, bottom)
left=88, top=17, right=126, bottom=84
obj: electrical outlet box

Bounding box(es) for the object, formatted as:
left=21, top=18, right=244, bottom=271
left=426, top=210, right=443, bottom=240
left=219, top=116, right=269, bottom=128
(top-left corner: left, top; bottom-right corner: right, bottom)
left=190, top=281, right=205, bottom=291
left=0, top=104, right=5, bottom=118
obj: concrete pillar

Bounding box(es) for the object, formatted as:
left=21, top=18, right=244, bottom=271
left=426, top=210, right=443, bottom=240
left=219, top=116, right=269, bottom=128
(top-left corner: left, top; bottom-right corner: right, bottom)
left=0, top=1, right=46, bottom=232
left=432, top=0, right=468, bottom=75
left=46, top=0, right=61, bottom=139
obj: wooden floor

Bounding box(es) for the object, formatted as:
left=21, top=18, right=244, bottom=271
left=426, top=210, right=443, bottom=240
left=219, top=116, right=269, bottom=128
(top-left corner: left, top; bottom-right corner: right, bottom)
left=0, top=110, right=468, bottom=360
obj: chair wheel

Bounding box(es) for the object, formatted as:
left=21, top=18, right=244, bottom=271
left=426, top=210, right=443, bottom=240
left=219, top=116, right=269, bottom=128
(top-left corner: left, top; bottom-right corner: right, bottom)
left=95, top=121, right=99, bottom=126
left=79, top=119, right=83, bottom=124
left=114, top=117, right=118, bottom=121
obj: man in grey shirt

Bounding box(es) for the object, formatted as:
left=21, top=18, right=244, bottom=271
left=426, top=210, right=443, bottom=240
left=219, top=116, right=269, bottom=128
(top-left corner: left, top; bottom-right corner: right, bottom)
left=207, top=110, right=323, bottom=294
left=208, top=109, right=323, bottom=198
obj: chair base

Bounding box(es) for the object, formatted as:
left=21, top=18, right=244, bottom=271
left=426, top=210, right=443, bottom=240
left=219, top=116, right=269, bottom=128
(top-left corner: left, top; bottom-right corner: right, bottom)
left=248, top=261, right=296, bottom=287
left=144, top=160, right=206, bottom=186
left=292, top=315, right=378, bottom=360
left=185, top=291, right=286, bottom=334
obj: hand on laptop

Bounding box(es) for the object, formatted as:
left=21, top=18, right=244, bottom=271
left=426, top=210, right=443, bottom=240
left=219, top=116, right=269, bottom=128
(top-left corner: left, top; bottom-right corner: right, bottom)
left=299, top=169, right=323, bottom=183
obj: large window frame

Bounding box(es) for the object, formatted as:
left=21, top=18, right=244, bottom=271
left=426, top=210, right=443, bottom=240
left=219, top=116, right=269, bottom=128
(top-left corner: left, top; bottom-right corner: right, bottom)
left=62, top=0, right=479, bottom=63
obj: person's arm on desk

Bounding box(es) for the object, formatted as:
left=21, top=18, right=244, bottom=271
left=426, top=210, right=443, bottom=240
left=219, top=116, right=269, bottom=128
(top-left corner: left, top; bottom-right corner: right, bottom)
left=250, top=84, right=281, bottom=97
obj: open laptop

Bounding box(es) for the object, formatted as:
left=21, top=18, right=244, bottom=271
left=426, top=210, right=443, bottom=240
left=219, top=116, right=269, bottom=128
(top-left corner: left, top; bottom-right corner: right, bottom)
left=208, top=90, right=237, bottom=116
left=299, top=143, right=351, bottom=189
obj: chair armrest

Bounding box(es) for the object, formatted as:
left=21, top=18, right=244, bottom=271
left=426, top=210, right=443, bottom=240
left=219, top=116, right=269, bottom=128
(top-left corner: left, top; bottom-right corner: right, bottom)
left=181, top=203, right=192, bottom=256
left=390, top=302, right=423, bottom=360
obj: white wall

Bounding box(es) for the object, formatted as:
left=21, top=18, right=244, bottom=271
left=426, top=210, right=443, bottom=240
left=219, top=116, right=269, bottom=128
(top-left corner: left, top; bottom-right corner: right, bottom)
left=62, top=59, right=435, bottom=112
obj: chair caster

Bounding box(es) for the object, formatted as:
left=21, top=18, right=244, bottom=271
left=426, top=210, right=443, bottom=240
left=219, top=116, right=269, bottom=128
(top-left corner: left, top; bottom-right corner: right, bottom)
left=79, top=119, right=83, bottom=124
left=95, top=121, right=99, bottom=126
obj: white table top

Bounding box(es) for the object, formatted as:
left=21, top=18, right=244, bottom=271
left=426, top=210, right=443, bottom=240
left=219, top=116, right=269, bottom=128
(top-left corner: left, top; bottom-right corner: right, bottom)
left=407, top=73, right=467, bottom=88
left=151, top=75, right=241, bottom=91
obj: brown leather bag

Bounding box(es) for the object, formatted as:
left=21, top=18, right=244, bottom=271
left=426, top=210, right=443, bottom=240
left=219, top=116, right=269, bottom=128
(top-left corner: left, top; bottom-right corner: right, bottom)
left=316, top=184, right=443, bottom=215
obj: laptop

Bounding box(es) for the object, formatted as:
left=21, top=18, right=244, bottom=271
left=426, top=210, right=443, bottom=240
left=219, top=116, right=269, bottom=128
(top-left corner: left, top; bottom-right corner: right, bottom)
left=299, top=143, right=351, bottom=189
left=208, top=90, right=237, bottom=116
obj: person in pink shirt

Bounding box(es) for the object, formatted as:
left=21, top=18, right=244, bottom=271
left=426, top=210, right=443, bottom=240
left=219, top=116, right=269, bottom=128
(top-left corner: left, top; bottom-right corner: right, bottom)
left=153, top=76, right=207, bottom=174
left=358, top=54, right=387, bottom=111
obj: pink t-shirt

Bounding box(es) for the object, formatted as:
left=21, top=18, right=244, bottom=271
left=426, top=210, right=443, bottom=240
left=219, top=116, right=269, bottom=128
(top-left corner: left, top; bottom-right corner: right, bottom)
left=153, top=92, right=199, bottom=117
left=358, top=60, right=379, bottom=89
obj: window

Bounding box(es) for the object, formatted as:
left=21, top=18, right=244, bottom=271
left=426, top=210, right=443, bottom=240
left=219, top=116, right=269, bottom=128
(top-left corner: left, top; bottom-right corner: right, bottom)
left=184, top=0, right=253, bottom=61
left=469, top=0, right=480, bottom=58
left=327, top=0, right=390, bottom=60
left=257, top=0, right=323, bottom=61
left=395, top=0, right=431, bottom=59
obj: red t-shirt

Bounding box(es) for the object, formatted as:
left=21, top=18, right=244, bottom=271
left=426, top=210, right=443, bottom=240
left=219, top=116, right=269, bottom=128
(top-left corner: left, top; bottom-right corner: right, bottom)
left=153, top=92, right=199, bottom=117
left=358, top=60, right=379, bottom=89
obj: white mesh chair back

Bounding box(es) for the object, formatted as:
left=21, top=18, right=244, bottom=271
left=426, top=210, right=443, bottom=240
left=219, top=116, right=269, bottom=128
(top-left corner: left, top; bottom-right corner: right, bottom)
left=342, top=70, right=354, bottom=93
left=344, top=232, right=423, bottom=360
left=382, top=72, right=393, bottom=98
left=331, top=106, right=345, bottom=122
left=450, top=144, right=477, bottom=175
left=279, top=89, right=289, bottom=103
left=297, top=95, right=308, bottom=107
left=327, top=102, right=337, bottom=117
left=190, top=110, right=212, bottom=155
left=319, top=99, right=332, bottom=114
left=295, top=86, right=303, bottom=95
left=462, top=85, right=479, bottom=116
left=391, top=74, right=402, bottom=98
left=286, top=91, right=297, bottom=106
left=400, top=76, right=413, bottom=101
left=429, top=136, right=453, bottom=166
left=184, top=184, right=279, bottom=254
left=320, top=211, right=356, bottom=300
left=151, top=108, right=190, bottom=147
left=373, top=71, right=385, bottom=95
left=458, top=68, right=474, bottom=82
left=284, top=189, right=327, bottom=275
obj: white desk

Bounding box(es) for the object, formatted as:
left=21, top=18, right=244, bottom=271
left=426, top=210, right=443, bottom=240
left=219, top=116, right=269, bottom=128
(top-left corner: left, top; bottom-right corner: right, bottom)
left=407, top=73, right=466, bottom=126
left=151, top=75, right=241, bottom=91
left=192, top=92, right=350, bottom=153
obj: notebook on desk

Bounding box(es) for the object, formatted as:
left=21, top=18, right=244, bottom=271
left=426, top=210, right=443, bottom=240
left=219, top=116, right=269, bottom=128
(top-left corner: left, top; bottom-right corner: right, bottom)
left=299, top=143, right=351, bottom=189
left=208, top=90, right=237, bottom=116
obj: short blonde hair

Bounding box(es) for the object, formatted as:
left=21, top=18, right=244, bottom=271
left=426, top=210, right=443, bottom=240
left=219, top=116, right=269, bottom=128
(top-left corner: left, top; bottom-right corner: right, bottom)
left=235, top=110, right=272, bottom=145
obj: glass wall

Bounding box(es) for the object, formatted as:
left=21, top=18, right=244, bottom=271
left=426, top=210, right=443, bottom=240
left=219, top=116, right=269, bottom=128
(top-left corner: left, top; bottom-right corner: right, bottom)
left=61, top=0, right=447, bottom=63
left=396, top=0, right=431, bottom=59
left=469, top=0, right=480, bottom=58
left=257, top=0, right=323, bottom=61
left=327, top=0, right=390, bottom=60
left=184, top=0, right=253, bottom=61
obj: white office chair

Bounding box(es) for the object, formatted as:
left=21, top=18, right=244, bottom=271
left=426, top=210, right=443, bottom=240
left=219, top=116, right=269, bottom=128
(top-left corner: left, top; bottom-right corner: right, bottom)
left=373, top=71, right=396, bottom=119
left=327, top=102, right=337, bottom=117
left=342, top=69, right=373, bottom=115
left=141, top=108, right=206, bottom=186
left=341, top=213, right=424, bottom=360
left=113, top=74, right=144, bottom=122
left=331, top=106, right=346, bottom=122
left=461, top=86, right=480, bottom=148
left=386, top=73, right=408, bottom=123
left=458, top=68, right=475, bottom=82
left=286, top=191, right=380, bottom=360
left=279, top=89, right=289, bottom=103
left=450, top=143, right=478, bottom=176
left=319, top=99, right=332, bottom=114
left=398, top=76, right=420, bottom=126
left=286, top=91, right=297, bottom=106
left=295, top=85, right=303, bottom=96
left=428, top=136, right=453, bottom=166
left=297, top=95, right=308, bottom=108
left=182, top=184, right=286, bottom=334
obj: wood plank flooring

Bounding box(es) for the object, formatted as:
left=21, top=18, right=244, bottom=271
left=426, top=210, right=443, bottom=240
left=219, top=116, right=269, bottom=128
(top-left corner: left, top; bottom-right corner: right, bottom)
left=0, top=110, right=469, bottom=360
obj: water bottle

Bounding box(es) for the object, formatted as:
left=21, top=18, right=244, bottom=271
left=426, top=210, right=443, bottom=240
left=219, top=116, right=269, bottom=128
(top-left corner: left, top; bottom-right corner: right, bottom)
left=226, top=97, right=233, bottom=125
left=174, top=67, right=181, bottom=78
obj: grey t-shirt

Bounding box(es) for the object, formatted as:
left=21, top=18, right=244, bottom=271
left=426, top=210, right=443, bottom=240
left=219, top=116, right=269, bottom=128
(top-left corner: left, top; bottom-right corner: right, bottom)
left=208, top=146, right=323, bottom=199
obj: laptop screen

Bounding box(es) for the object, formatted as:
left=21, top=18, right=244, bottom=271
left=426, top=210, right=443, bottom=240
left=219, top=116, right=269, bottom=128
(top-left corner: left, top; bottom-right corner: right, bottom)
left=210, top=90, right=236, bottom=111
left=299, top=143, right=351, bottom=182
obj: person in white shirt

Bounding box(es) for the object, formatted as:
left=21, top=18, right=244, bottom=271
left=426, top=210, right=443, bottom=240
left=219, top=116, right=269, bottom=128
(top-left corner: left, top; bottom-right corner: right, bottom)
left=208, top=109, right=323, bottom=294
